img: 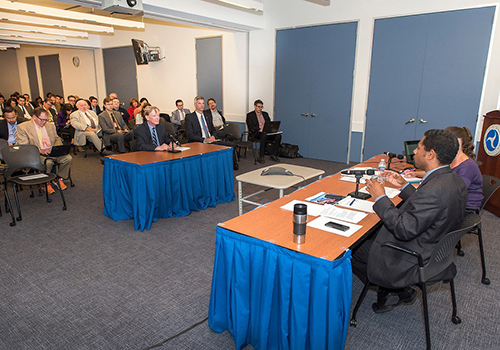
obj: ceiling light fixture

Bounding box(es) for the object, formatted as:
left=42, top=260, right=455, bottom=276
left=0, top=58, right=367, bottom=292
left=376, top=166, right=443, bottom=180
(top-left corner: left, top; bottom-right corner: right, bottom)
left=0, top=0, right=144, bottom=29
left=0, top=22, right=88, bottom=38
left=218, top=0, right=263, bottom=12
left=0, top=12, right=114, bottom=33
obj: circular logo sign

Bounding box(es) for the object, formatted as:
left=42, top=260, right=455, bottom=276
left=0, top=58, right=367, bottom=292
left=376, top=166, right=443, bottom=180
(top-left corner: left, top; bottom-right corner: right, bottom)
left=484, top=124, right=500, bottom=156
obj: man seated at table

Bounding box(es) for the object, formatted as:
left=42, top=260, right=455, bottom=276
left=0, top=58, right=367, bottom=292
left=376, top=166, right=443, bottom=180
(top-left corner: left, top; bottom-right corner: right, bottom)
left=246, top=99, right=282, bottom=163
left=352, top=129, right=467, bottom=313
left=186, top=96, right=239, bottom=170
left=134, top=106, right=172, bottom=151
left=17, top=107, right=72, bottom=192
left=99, top=97, right=133, bottom=153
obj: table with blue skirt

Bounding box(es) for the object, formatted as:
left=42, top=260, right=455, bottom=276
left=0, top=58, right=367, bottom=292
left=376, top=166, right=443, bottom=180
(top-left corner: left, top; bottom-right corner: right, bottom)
left=208, top=159, right=395, bottom=350
left=102, top=143, right=235, bottom=231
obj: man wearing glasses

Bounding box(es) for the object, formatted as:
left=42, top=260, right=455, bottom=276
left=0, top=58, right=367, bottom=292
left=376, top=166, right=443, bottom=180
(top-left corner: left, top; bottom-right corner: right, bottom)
left=17, top=107, right=72, bottom=192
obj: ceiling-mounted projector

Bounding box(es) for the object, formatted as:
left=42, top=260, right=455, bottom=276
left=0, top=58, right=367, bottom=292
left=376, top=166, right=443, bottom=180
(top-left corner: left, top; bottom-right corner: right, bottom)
left=102, top=0, right=144, bottom=16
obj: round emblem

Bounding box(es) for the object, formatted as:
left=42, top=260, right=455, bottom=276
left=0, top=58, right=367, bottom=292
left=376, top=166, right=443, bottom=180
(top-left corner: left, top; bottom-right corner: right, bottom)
left=72, top=56, right=80, bottom=67
left=483, top=124, right=500, bottom=156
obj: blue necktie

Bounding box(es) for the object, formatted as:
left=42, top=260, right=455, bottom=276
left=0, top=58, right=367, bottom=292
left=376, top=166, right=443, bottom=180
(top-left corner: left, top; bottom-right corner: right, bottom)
left=152, top=127, right=159, bottom=146
left=200, top=115, right=210, bottom=138
left=10, top=124, right=17, bottom=144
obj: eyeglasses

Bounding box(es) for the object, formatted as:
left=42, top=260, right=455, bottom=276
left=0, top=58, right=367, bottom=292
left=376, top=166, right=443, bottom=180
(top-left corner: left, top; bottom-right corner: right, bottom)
left=36, top=116, right=49, bottom=122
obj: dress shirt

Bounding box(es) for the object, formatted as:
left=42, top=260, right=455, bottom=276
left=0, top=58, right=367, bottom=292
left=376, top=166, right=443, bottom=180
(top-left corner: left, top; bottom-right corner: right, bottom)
left=83, top=111, right=98, bottom=128
left=7, top=122, right=17, bottom=144
left=196, top=111, right=210, bottom=139
left=256, top=112, right=265, bottom=132
left=211, top=110, right=224, bottom=127
left=20, top=105, right=31, bottom=119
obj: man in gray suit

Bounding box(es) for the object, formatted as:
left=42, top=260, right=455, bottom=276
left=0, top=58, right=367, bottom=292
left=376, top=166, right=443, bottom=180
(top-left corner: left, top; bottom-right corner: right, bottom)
left=17, top=95, right=33, bottom=119
left=171, top=99, right=190, bottom=128
left=98, top=97, right=133, bottom=153
left=352, top=129, right=467, bottom=313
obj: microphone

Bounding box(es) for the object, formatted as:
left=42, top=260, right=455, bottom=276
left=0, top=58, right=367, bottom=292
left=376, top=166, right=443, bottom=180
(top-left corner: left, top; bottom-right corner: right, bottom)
left=168, top=134, right=181, bottom=153
left=169, top=134, right=181, bottom=146
left=384, top=152, right=404, bottom=159
left=341, top=169, right=375, bottom=176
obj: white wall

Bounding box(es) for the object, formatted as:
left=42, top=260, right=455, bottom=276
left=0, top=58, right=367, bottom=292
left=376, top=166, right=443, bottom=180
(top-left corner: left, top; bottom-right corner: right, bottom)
left=248, top=0, right=500, bottom=151
left=15, top=45, right=101, bottom=101
left=100, top=21, right=249, bottom=121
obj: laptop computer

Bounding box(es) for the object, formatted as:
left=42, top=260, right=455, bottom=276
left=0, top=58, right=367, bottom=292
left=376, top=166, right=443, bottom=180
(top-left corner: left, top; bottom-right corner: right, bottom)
left=404, top=140, right=419, bottom=164
left=48, top=144, right=72, bottom=157
left=263, top=121, right=281, bottom=134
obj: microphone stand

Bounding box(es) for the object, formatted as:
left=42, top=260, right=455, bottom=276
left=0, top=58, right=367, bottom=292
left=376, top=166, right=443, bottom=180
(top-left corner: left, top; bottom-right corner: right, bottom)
left=168, top=134, right=181, bottom=153
left=348, top=172, right=371, bottom=200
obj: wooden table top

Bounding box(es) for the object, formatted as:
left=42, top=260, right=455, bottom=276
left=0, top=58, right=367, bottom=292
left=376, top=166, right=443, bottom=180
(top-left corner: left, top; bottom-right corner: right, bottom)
left=219, top=155, right=412, bottom=261
left=105, top=142, right=230, bottom=165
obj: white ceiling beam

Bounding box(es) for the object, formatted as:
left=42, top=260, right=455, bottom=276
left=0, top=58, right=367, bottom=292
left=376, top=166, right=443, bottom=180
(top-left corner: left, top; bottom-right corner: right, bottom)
left=0, top=22, right=88, bottom=38
left=0, top=11, right=114, bottom=33
left=0, top=30, right=66, bottom=42
left=0, top=0, right=144, bottom=29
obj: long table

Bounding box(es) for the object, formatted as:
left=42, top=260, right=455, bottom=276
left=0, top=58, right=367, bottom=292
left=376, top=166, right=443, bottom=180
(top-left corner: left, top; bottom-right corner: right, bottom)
left=102, top=143, right=235, bottom=231
left=208, top=155, right=409, bottom=349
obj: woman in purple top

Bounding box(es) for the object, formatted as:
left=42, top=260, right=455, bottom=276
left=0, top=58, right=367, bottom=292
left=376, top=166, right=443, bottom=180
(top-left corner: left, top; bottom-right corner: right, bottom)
left=445, top=126, right=483, bottom=211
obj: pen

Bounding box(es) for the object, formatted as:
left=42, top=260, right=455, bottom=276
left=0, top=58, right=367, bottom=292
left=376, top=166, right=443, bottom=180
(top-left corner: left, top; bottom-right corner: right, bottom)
left=349, top=199, right=355, bottom=206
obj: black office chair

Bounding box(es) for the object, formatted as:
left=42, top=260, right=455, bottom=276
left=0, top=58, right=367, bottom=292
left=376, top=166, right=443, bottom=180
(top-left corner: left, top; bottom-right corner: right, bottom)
left=1, top=144, right=67, bottom=222
left=160, top=113, right=171, bottom=123
left=456, top=174, right=500, bottom=285
left=43, top=145, right=75, bottom=188
left=350, top=224, right=474, bottom=350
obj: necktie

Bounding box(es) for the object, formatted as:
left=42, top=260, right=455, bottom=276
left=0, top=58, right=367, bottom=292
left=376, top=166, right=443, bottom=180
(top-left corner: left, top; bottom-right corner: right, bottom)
left=86, top=111, right=96, bottom=129
left=200, top=115, right=210, bottom=138
left=152, top=127, right=159, bottom=146
left=10, top=124, right=17, bottom=144
left=110, top=112, right=120, bottom=130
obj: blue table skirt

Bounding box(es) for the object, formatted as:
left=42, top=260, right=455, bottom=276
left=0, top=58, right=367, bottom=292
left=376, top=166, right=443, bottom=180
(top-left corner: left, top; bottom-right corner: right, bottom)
left=102, top=148, right=235, bottom=231
left=209, top=227, right=352, bottom=350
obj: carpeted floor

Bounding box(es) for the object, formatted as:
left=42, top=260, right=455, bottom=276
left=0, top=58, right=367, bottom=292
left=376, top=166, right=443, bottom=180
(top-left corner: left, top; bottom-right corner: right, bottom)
left=0, top=151, right=498, bottom=349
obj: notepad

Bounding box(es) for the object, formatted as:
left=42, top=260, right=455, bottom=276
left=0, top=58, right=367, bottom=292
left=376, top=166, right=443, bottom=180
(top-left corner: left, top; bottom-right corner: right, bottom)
left=336, top=196, right=375, bottom=213
left=19, top=173, right=49, bottom=181
left=307, top=216, right=361, bottom=237
left=320, top=205, right=368, bottom=224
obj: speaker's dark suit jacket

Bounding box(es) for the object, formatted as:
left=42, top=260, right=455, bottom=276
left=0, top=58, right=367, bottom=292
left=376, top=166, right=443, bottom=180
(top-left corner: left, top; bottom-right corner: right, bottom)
left=246, top=110, right=270, bottom=138
left=367, top=166, right=467, bottom=289
left=185, top=111, right=216, bottom=143
left=134, top=122, right=170, bottom=151
left=0, top=119, right=10, bottom=141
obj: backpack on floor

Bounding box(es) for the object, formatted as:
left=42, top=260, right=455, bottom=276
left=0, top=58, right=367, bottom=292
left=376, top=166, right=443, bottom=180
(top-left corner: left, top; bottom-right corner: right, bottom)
left=279, top=143, right=302, bottom=158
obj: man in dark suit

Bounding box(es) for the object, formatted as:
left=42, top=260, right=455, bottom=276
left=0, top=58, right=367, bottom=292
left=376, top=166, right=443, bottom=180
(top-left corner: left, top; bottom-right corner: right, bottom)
left=42, top=98, right=57, bottom=123
left=89, top=96, right=102, bottom=115
left=246, top=99, right=282, bottom=163
left=0, top=107, right=21, bottom=145
left=99, top=97, right=133, bottom=153
left=352, top=129, right=467, bottom=313
left=186, top=96, right=217, bottom=143
left=186, top=96, right=239, bottom=170
left=134, top=106, right=172, bottom=151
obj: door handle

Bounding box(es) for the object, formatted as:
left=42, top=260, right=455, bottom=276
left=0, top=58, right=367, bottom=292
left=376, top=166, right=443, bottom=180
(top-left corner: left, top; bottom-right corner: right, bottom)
left=419, top=118, right=428, bottom=124
left=311, top=113, right=316, bottom=117
left=300, top=113, right=309, bottom=116
left=405, top=118, right=415, bottom=124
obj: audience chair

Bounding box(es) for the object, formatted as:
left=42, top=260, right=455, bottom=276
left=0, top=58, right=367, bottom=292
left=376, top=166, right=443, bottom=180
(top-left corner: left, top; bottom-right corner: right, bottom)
left=0, top=139, right=16, bottom=226
left=43, top=145, right=75, bottom=188
left=162, top=121, right=177, bottom=141
left=239, top=131, right=258, bottom=164
left=456, top=174, right=500, bottom=285
left=160, top=113, right=171, bottom=123
left=1, top=145, right=67, bottom=222
left=350, top=224, right=474, bottom=350
left=220, top=123, right=240, bottom=142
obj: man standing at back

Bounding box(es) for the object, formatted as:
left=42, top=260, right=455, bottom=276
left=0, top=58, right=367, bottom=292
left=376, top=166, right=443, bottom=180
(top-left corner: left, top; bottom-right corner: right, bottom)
left=352, top=129, right=467, bottom=312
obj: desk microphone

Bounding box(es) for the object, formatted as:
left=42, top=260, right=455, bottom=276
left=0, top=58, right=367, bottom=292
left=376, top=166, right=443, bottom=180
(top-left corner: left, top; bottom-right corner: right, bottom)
left=168, top=134, right=181, bottom=153
left=384, top=152, right=404, bottom=160
left=341, top=169, right=375, bottom=176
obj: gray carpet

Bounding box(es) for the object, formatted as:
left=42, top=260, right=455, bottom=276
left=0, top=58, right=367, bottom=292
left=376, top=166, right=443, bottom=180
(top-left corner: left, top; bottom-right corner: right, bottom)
left=0, top=151, right=498, bottom=349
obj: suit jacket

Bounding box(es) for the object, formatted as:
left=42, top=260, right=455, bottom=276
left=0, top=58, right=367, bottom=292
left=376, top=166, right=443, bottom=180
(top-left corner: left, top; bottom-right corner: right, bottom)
left=115, top=107, right=129, bottom=122
left=70, top=110, right=101, bottom=145
left=43, top=107, right=57, bottom=123
left=171, top=108, right=191, bottom=126
left=91, top=105, right=102, bottom=115
left=185, top=111, right=216, bottom=143
left=134, top=122, right=170, bottom=151
left=16, top=119, right=63, bottom=149
left=246, top=110, right=271, bottom=138
left=20, top=104, right=34, bottom=117
left=0, top=119, right=11, bottom=141
left=367, top=166, right=467, bottom=289
left=98, top=110, right=130, bottom=146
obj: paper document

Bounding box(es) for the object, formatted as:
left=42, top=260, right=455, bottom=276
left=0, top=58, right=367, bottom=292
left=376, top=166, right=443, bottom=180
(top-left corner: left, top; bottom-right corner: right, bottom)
left=280, top=200, right=324, bottom=217
left=305, top=192, right=345, bottom=205
left=307, top=216, right=361, bottom=237
left=174, top=147, right=190, bottom=151
left=339, top=176, right=368, bottom=184
left=19, top=173, right=49, bottom=181
left=336, top=196, right=375, bottom=213
left=320, top=206, right=367, bottom=224
left=358, top=186, right=400, bottom=199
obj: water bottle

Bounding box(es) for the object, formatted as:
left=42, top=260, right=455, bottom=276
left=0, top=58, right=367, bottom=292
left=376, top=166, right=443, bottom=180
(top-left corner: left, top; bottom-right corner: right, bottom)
left=378, top=158, right=387, bottom=173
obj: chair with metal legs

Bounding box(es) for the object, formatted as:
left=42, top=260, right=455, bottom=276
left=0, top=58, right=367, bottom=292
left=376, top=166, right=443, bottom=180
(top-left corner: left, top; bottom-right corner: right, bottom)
left=456, top=174, right=500, bottom=285
left=350, top=224, right=474, bottom=350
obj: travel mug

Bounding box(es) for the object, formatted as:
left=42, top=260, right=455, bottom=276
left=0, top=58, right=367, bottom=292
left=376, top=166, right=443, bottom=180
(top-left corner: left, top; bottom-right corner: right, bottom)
left=293, top=203, right=307, bottom=244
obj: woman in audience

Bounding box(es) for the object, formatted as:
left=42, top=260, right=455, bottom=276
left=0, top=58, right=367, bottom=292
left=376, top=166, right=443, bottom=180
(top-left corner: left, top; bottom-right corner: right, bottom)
left=56, top=103, right=74, bottom=134
left=445, top=126, right=483, bottom=211
left=128, top=98, right=139, bottom=120
left=35, top=96, right=43, bottom=108
left=134, top=98, right=150, bottom=126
